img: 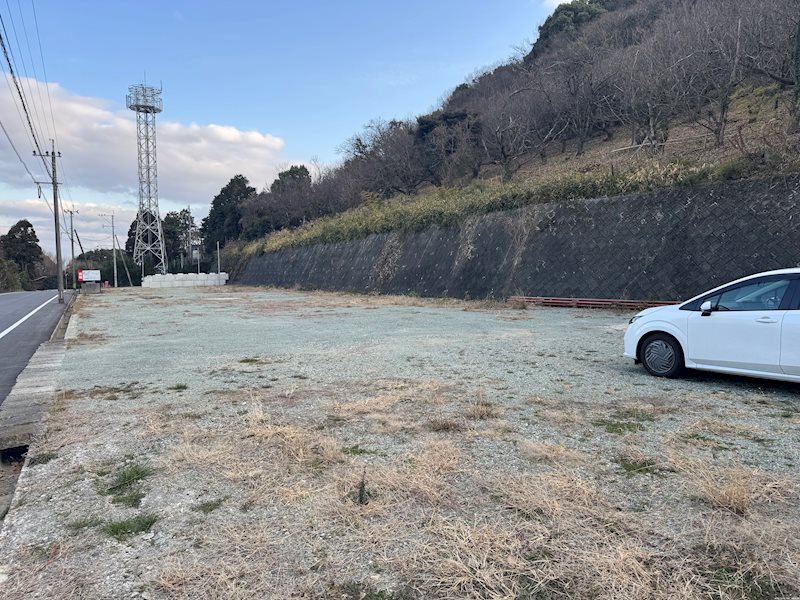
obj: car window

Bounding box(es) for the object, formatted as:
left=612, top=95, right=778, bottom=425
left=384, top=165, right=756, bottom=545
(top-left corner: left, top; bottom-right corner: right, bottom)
left=712, top=278, right=791, bottom=311
left=790, top=281, right=800, bottom=310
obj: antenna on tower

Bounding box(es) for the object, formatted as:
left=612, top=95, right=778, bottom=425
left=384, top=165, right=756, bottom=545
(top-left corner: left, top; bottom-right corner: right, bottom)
left=127, top=83, right=167, bottom=275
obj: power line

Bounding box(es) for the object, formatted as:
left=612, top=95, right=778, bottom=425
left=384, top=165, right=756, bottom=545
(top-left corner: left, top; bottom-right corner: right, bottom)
left=3, top=4, right=71, bottom=242
left=10, top=0, right=51, bottom=142
left=0, top=11, right=49, bottom=177
left=31, top=0, right=74, bottom=217
left=0, top=114, right=36, bottom=184
left=28, top=0, right=76, bottom=241
left=0, top=38, right=35, bottom=156
left=1, top=3, right=72, bottom=257
left=0, top=115, right=57, bottom=224
left=3, top=0, right=49, bottom=147
left=30, top=0, right=56, bottom=145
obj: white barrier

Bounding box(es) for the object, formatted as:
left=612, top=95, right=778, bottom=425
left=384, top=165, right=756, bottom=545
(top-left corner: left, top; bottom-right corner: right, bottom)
left=142, top=273, right=229, bottom=288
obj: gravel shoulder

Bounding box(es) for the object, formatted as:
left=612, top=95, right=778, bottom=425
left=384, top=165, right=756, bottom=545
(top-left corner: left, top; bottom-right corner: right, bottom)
left=0, top=286, right=798, bottom=599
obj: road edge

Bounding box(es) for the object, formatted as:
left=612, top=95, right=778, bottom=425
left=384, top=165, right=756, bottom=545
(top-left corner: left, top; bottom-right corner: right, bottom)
left=49, top=292, right=77, bottom=342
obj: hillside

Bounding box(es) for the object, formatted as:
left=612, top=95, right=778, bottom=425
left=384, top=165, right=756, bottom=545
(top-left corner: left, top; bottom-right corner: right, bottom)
left=212, top=0, right=800, bottom=267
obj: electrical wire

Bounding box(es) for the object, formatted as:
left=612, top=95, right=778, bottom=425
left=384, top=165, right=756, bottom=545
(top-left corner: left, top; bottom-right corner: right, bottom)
left=0, top=34, right=35, bottom=158
left=1, top=4, right=73, bottom=244
left=0, top=113, right=36, bottom=184
left=31, top=0, right=75, bottom=221
left=3, top=0, right=49, bottom=149
left=0, top=13, right=49, bottom=177
left=11, top=0, right=50, bottom=141
left=30, top=0, right=56, bottom=149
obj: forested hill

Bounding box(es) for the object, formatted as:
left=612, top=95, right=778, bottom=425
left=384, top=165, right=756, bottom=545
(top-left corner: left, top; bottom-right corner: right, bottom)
left=206, top=0, right=800, bottom=262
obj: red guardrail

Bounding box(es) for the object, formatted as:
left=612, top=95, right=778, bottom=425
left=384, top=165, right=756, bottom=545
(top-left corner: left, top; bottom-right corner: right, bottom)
left=510, top=296, right=675, bottom=310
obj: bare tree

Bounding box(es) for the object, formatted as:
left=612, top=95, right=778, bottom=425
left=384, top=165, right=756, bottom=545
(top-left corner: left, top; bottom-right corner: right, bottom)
left=670, top=0, right=749, bottom=146
left=476, top=83, right=566, bottom=180
left=744, top=0, right=800, bottom=132
left=542, top=39, right=615, bottom=156
left=342, top=120, right=429, bottom=195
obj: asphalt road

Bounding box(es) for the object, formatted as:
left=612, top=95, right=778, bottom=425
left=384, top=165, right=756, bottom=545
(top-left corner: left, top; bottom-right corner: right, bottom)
left=0, top=290, right=73, bottom=407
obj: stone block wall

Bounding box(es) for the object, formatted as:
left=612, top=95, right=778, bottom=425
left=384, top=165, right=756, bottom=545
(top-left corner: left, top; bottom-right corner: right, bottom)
left=236, top=177, right=800, bottom=301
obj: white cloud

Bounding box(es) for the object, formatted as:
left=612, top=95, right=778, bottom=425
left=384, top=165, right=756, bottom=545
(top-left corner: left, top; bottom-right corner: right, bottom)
left=0, top=197, right=137, bottom=257
left=0, top=78, right=293, bottom=253
left=541, top=0, right=566, bottom=7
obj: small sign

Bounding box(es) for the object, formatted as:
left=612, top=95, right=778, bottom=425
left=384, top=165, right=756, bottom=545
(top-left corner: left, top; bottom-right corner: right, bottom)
left=78, top=269, right=101, bottom=282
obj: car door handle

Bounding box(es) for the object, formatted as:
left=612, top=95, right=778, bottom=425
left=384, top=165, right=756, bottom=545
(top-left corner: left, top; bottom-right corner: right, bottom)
left=755, top=317, right=778, bottom=324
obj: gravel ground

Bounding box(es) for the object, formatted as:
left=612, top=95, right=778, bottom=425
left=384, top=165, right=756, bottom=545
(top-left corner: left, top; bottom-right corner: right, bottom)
left=0, top=286, right=798, bottom=599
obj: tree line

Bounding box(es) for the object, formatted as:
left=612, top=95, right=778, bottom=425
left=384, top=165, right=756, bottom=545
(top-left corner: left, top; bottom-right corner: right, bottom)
left=0, top=220, right=52, bottom=291
left=201, top=0, right=799, bottom=251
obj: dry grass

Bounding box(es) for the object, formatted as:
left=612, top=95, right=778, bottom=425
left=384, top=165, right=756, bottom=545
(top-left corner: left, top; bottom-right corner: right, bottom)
left=529, top=395, right=588, bottom=426
left=154, top=521, right=304, bottom=599
left=330, top=440, right=463, bottom=512
left=464, top=402, right=502, bottom=420
left=519, top=440, right=587, bottom=466
left=0, top=541, right=90, bottom=600
left=674, top=457, right=795, bottom=515
left=464, top=388, right=502, bottom=420
left=399, top=471, right=659, bottom=600
left=683, top=417, right=766, bottom=441
left=245, top=403, right=342, bottom=466
left=65, top=331, right=107, bottom=347
left=426, top=416, right=465, bottom=432
left=494, top=470, right=608, bottom=520
left=400, top=517, right=551, bottom=598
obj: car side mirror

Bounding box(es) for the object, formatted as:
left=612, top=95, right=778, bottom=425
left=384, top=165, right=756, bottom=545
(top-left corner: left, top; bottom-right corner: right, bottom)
left=700, top=300, right=713, bottom=316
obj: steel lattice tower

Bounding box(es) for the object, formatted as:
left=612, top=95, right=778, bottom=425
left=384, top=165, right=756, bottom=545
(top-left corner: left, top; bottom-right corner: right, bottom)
left=127, top=84, right=167, bottom=274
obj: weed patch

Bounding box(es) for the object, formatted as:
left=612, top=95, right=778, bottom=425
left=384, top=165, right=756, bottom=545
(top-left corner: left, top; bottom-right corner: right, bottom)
left=332, top=581, right=414, bottom=600
left=111, top=490, right=146, bottom=508
left=426, top=417, right=464, bottom=432
left=341, top=444, right=380, bottom=456
left=591, top=418, right=644, bottom=435
left=107, top=463, right=153, bottom=492
left=28, top=452, right=57, bottom=467
left=102, top=513, right=158, bottom=540
left=194, top=498, right=225, bottom=514
left=67, top=516, right=103, bottom=531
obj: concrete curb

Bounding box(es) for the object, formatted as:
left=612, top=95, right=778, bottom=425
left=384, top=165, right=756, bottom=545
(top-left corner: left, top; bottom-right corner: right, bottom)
left=49, top=292, right=77, bottom=342
left=0, top=294, right=72, bottom=536
left=0, top=341, right=66, bottom=542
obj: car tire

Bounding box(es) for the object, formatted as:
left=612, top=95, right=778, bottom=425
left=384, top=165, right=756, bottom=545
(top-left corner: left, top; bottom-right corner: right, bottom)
left=639, top=333, right=684, bottom=378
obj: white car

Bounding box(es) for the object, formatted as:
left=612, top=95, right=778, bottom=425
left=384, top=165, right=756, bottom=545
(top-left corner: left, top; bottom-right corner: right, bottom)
left=624, top=268, right=800, bottom=382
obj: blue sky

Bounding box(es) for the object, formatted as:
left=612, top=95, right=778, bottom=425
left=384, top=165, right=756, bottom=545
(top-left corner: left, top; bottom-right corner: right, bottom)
left=1, top=0, right=559, bottom=251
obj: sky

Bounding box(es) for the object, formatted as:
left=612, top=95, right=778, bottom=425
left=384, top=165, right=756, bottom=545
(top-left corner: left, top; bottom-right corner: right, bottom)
left=0, top=0, right=562, bottom=254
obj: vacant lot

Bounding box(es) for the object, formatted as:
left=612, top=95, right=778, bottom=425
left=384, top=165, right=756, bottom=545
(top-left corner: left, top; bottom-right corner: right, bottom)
left=0, top=287, right=798, bottom=599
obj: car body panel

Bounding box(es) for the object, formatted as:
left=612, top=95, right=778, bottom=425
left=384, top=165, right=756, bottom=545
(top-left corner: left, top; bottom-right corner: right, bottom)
left=782, top=310, right=800, bottom=376
left=623, top=307, right=685, bottom=360
left=686, top=310, right=785, bottom=373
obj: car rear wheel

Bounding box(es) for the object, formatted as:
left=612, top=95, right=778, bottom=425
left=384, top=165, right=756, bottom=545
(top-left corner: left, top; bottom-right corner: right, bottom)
left=640, top=333, right=684, bottom=378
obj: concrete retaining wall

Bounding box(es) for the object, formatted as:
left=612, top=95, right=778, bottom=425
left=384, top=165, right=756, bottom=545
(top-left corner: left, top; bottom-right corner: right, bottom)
left=143, top=273, right=229, bottom=288
left=237, top=176, right=800, bottom=301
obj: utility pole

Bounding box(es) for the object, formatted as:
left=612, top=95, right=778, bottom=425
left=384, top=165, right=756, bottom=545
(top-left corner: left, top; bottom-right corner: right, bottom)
left=217, top=240, right=220, bottom=274
left=33, top=140, right=64, bottom=304
left=100, top=212, right=118, bottom=288
left=187, top=204, right=192, bottom=273
left=65, top=209, right=78, bottom=289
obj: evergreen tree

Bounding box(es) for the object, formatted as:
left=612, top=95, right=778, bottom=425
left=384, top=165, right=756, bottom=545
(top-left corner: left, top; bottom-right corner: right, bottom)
left=0, top=220, right=44, bottom=278
left=200, top=175, right=255, bottom=255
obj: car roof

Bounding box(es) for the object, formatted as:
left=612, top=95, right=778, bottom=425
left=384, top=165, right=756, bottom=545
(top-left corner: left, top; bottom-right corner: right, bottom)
left=680, top=268, right=800, bottom=306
